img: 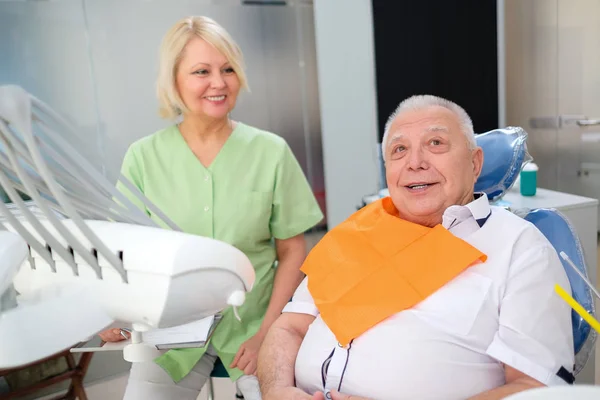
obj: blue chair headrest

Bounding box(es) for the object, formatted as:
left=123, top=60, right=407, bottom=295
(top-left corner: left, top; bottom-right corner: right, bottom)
left=475, top=127, right=531, bottom=201
left=524, top=208, right=597, bottom=374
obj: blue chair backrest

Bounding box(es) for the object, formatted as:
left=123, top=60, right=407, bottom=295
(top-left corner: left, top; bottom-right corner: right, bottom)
left=474, top=127, right=531, bottom=201
left=476, top=129, right=595, bottom=374
left=524, top=208, right=596, bottom=374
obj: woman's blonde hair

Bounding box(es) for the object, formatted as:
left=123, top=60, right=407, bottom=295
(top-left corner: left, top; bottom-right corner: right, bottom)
left=156, top=16, right=249, bottom=119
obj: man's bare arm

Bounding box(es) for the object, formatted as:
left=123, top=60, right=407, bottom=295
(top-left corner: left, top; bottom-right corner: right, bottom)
left=257, top=312, right=315, bottom=399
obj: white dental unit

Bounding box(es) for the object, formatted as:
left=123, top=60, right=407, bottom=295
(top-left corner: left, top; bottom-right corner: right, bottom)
left=0, top=85, right=256, bottom=368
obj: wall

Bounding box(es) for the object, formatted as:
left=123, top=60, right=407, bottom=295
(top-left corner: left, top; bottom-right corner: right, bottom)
left=313, top=0, right=381, bottom=228
left=503, top=0, right=599, bottom=384
left=0, top=0, right=326, bottom=218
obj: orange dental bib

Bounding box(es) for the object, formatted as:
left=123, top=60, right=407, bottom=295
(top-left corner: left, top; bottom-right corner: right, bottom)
left=301, top=197, right=487, bottom=346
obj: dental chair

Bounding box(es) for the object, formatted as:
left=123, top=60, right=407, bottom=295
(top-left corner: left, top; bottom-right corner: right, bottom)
left=363, top=127, right=597, bottom=378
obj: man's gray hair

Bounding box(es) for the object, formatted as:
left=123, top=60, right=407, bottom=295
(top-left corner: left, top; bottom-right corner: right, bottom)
left=381, top=95, right=476, bottom=161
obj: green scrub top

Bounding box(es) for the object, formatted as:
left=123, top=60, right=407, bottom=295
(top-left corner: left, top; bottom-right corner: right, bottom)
left=117, top=122, right=323, bottom=382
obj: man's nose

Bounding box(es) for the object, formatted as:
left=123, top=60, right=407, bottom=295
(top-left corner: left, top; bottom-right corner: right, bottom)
left=407, top=148, right=428, bottom=170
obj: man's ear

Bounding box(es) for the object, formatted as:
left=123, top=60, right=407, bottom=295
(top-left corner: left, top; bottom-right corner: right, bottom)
left=472, top=146, right=484, bottom=181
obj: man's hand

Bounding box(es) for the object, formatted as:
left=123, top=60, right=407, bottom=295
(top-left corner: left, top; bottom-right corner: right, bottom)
left=230, top=332, right=265, bottom=375
left=312, top=390, right=372, bottom=400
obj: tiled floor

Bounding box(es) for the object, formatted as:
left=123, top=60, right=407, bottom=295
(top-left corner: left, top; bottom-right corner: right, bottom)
left=53, top=372, right=235, bottom=400
left=35, top=232, right=600, bottom=399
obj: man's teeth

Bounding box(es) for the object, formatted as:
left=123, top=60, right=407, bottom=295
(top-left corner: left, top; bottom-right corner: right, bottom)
left=409, top=184, right=429, bottom=189
left=206, top=95, right=226, bottom=101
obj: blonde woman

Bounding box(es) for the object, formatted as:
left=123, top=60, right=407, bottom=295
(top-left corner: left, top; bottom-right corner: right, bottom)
left=99, top=16, right=323, bottom=400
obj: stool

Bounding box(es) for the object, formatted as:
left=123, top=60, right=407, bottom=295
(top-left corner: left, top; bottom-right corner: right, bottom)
left=0, top=343, right=94, bottom=400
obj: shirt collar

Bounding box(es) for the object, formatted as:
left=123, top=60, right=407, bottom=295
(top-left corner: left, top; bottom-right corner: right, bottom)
left=442, top=192, right=491, bottom=230
left=467, top=192, right=492, bottom=227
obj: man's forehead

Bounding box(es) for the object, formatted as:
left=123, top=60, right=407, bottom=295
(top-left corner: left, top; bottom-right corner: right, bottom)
left=389, top=108, right=459, bottom=136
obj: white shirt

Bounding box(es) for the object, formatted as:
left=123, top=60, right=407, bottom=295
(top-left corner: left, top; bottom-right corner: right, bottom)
left=283, top=194, right=575, bottom=400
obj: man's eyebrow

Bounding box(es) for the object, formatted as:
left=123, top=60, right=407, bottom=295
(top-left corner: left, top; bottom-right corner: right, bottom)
left=387, top=126, right=448, bottom=148
left=388, top=133, right=404, bottom=143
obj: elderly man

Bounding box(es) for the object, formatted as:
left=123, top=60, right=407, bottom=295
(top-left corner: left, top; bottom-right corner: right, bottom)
left=256, top=95, right=575, bottom=400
